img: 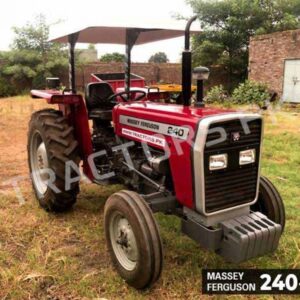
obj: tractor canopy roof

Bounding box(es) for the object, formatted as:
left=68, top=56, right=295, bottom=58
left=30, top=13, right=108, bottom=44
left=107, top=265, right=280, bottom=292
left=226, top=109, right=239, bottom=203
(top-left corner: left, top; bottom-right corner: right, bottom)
left=49, top=19, right=201, bottom=45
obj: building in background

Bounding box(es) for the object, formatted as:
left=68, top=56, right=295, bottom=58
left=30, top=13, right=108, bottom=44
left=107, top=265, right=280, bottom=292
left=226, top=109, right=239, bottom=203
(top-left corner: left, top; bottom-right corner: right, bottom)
left=77, top=49, right=98, bottom=63
left=249, top=29, right=300, bottom=104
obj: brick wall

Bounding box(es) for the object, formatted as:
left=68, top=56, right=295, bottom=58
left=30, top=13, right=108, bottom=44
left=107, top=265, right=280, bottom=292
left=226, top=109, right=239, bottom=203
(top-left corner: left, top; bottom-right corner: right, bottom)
left=72, top=63, right=181, bottom=90
left=249, top=29, right=300, bottom=95
left=64, top=62, right=227, bottom=92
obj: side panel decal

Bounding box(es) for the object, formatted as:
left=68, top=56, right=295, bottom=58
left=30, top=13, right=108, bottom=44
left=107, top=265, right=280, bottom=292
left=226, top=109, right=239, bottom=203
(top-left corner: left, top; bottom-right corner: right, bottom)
left=119, top=115, right=189, bottom=140
left=122, top=128, right=166, bottom=147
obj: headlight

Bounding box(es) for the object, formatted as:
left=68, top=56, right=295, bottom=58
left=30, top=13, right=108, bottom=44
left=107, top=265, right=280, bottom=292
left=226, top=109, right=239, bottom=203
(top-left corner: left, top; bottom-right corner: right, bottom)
left=239, top=149, right=256, bottom=165
left=209, top=154, right=228, bottom=171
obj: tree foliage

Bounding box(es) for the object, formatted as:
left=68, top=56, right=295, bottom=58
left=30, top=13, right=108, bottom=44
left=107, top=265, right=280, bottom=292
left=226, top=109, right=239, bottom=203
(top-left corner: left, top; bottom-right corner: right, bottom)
left=205, top=80, right=272, bottom=108
left=231, top=80, right=271, bottom=108
left=88, top=44, right=96, bottom=50
left=187, top=0, right=300, bottom=90
left=148, top=52, right=169, bottom=63
left=205, top=85, right=229, bottom=104
left=0, top=15, right=68, bottom=95
left=100, top=52, right=125, bottom=63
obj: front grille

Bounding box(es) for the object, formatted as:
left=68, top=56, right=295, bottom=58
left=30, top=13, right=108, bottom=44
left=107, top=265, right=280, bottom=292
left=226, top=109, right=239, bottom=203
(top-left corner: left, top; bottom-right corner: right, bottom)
left=205, top=119, right=261, bottom=149
left=204, top=118, right=262, bottom=213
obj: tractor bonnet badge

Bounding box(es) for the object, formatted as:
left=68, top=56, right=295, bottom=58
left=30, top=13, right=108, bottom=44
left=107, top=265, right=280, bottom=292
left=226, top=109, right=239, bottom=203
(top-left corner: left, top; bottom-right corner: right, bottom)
left=231, top=132, right=241, bottom=142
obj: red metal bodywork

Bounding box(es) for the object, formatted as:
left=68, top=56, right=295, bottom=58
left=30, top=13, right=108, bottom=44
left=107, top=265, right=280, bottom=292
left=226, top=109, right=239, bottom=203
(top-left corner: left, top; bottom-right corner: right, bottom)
left=91, top=73, right=145, bottom=92
left=113, top=102, right=233, bottom=209
left=31, top=89, right=233, bottom=209
left=31, top=90, right=94, bottom=180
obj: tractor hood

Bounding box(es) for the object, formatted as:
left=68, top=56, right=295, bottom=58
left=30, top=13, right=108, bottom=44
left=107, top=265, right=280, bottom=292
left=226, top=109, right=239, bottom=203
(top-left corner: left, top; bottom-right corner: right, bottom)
left=113, top=101, right=236, bottom=131
left=113, top=101, right=245, bottom=210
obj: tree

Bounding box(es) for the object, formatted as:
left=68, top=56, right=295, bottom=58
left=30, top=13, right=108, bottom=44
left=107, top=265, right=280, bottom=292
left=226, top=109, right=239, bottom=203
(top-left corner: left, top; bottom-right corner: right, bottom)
left=100, top=52, right=125, bottom=63
left=0, top=52, right=15, bottom=97
left=2, top=14, right=68, bottom=92
left=187, top=0, right=300, bottom=90
left=148, top=52, right=169, bottom=63
left=88, top=44, right=96, bottom=50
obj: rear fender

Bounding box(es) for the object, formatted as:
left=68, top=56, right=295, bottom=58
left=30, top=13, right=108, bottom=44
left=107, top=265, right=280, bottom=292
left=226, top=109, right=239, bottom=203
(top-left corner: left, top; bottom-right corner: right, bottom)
left=31, top=90, right=94, bottom=180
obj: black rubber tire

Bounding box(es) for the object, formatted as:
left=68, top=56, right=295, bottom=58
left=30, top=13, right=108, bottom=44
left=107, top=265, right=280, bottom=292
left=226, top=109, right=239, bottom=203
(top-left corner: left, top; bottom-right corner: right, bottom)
left=251, top=176, right=285, bottom=232
left=27, top=109, right=80, bottom=212
left=104, top=190, right=163, bottom=289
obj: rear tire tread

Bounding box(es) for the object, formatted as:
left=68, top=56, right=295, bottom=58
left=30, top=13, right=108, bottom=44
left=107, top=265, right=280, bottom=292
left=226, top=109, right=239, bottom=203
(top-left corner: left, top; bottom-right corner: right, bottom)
left=28, top=109, right=80, bottom=212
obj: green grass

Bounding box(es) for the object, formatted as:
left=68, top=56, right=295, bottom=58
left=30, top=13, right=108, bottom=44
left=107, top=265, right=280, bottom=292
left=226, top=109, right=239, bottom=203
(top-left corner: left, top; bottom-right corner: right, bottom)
left=0, top=97, right=299, bottom=299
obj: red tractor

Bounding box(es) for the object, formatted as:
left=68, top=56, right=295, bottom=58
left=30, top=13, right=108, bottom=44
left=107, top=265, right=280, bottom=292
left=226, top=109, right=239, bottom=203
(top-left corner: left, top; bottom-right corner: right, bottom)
left=28, top=17, right=285, bottom=289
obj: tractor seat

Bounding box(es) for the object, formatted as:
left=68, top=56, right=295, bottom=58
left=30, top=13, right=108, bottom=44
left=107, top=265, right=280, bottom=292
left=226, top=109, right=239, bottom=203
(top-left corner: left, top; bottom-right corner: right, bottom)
left=88, top=108, right=112, bottom=120
left=85, top=82, right=115, bottom=120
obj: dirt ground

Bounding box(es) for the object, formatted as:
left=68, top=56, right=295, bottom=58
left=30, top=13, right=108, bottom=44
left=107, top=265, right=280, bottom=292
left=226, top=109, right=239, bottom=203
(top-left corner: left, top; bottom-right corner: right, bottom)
left=0, top=96, right=299, bottom=299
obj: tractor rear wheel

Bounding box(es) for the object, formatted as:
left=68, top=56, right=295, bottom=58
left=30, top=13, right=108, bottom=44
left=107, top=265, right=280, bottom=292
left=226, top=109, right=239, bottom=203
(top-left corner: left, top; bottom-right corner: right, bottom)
left=27, top=109, right=80, bottom=212
left=104, top=190, right=163, bottom=289
left=251, top=176, right=285, bottom=232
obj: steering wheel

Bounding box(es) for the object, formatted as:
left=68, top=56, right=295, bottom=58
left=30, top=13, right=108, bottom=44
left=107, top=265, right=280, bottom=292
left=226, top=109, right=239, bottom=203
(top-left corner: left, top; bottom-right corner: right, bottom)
left=109, top=90, right=146, bottom=102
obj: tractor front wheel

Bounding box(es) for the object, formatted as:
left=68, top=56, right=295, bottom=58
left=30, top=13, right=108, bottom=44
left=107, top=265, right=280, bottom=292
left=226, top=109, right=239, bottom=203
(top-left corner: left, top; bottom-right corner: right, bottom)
left=104, top=190, right=163, bottom=289
left=27, top=109, right=80, bottom=212
left=251, top=176, right=285, bottom=232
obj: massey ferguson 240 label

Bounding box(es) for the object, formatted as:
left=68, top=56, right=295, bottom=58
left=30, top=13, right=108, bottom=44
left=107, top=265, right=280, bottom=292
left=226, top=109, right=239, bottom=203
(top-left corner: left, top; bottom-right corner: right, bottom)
left=119, top=115, right=190, bottom=140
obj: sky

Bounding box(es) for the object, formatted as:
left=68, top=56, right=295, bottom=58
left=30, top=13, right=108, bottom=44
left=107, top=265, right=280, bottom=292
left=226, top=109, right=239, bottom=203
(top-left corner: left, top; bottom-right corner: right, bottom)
left=0, top=0, right=196, bottom=62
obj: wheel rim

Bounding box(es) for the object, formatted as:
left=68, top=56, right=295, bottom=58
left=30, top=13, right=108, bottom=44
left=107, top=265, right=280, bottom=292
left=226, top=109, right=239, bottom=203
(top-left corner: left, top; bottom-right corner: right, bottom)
left=30, top=131, right=49, bottom=195
left=109, top=211, right=138, bottom=271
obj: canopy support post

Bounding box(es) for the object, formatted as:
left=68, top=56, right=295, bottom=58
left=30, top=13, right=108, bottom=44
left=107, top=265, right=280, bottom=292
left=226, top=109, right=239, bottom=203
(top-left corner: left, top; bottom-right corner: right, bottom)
left=125, top=29, right=140, bottom=93
left=68, top=32, right=79, bottom=94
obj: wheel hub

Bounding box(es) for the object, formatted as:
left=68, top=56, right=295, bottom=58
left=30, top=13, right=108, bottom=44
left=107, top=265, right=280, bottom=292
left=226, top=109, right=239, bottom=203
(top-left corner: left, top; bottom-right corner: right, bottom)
left=30, top=131, right=49, bottom=195
left=37, top=142, right=48, bottom=170
left=117, top=229, right=129, bottom=247
left=110, top=213, right=138, bottom=271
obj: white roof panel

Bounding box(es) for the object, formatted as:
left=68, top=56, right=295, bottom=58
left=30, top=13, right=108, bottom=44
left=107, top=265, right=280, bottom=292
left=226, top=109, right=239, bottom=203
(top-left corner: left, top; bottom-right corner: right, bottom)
left=49, top=19, right=201, bottom=45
